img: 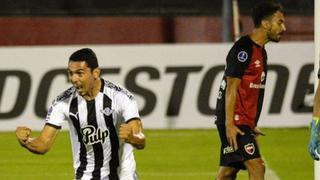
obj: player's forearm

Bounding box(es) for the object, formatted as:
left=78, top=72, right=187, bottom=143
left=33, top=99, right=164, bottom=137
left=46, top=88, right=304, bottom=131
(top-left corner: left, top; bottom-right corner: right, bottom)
left=225, top=80, right=238, bottom=127
left=225, top=93, right=237, bottom=127
left=127, top=133, right=146, bottom=150
left=23, top=137, right=51, bottom=155
left=130, top=138, right=145, bottom=150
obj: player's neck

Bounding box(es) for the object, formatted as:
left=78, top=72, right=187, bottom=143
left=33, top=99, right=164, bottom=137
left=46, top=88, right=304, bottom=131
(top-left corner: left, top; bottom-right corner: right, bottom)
left=83, top=78, right=101, bottom=101
left=249, top=28, right=269, bottom=47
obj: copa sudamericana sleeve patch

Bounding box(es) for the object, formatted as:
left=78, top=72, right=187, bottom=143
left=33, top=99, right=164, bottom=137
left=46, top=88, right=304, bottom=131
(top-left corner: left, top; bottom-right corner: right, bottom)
left=237, top=51, right=248, bottom=62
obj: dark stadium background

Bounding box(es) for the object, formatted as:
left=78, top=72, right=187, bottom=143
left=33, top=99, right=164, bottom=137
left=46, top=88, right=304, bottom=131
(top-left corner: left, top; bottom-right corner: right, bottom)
left=0, top=0, right=313, bottom=46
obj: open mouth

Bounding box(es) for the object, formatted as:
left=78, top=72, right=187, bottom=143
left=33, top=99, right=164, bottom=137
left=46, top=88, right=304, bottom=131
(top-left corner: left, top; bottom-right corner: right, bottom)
left=74, top=85, right=82, bottom=92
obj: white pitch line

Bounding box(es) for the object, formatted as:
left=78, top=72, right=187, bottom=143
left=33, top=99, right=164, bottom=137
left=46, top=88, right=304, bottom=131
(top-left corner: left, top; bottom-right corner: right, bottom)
left=138, top=161, right=280, bottom=179
left=264, top=159, right=280, bottom=180
left=139, top=172, right=214, bottom=177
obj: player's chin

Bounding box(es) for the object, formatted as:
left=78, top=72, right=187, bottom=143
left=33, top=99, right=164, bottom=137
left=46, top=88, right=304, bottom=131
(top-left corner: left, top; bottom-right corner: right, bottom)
left=77, top=90, right=86, bottom=96
left=269, top=33, right=283, bottom=42
left=270, top=36, right=281, bottom=43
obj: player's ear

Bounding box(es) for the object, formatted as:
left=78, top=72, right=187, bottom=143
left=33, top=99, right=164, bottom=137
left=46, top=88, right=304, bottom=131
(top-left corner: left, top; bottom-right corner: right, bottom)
left=92, top=68, right=101, bottom=79
left=261, top=20, right=270, bottom=30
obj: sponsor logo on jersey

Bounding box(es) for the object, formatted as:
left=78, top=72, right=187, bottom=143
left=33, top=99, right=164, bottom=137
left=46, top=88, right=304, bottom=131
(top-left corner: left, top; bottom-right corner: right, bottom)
left=101, top=107, right=114, bottom=116
left=223, top=146, right=235, bottom=154
left=69, top=112, right=79, bottom=120
left=249, top=83, right=265, bottom=89
left=244, top=143, right=255, bottom=155
left=237, top=51, right=248, bottom=62
left=254, top=59, right=261, bottom=67
left=249, top=72, right=266, bottom=89
left=81, top=125, right=109, bottom=145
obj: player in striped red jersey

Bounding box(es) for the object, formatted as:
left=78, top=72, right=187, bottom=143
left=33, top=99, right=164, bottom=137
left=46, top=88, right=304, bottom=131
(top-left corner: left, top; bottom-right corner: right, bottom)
left=214, top=1, right=285, bottom=180
left=16, top=48, right=145, bottom=180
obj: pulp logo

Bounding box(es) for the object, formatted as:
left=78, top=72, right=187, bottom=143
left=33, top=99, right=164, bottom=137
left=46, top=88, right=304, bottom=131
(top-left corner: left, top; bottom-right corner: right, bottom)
left=81, top=125, right=109, bottom=145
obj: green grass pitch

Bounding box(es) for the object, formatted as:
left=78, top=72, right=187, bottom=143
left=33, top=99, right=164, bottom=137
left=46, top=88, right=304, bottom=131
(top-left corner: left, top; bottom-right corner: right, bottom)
left=0, top=128, right=314, bottom=179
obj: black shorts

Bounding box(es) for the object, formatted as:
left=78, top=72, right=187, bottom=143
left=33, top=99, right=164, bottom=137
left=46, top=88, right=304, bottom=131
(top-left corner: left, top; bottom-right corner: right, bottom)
left=216, top=124, right=261, bottom=170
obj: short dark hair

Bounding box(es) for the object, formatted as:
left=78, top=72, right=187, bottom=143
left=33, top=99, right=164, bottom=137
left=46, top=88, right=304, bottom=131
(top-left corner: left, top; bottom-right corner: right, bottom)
left=69, top=48, right=99, bottom=70
left=252, top=0, right=283, bottom=28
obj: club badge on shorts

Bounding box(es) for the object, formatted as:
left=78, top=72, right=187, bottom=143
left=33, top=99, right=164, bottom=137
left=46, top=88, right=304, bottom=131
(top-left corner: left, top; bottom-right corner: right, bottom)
left=244, top=143, right=255, bottom=155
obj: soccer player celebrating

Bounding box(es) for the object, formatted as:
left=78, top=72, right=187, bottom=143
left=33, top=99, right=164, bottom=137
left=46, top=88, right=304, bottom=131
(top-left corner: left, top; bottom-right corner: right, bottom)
left=214, top=1, right=285, bottom=180
left=16, top=48, right=145, bottom=180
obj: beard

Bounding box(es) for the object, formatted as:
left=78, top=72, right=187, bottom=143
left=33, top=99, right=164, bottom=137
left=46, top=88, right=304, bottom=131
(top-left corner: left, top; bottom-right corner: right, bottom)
left=267, top=27, right=284, bottom=42
left=269, top=36, right=281, bottom=42
left=268, top=31, right=282, bottom=43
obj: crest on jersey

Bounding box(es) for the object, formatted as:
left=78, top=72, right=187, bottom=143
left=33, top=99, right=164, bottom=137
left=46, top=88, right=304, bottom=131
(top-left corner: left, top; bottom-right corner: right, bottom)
left=101, top=107, right=114, bottom=116
left=237, top=51, right=248, bottom=62
left=244, top=143, right=255, bottom=155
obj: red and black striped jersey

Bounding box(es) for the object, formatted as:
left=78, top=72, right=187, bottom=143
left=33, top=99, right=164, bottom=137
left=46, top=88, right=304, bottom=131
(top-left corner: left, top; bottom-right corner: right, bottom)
left=215, top=35, right=267, bottom=129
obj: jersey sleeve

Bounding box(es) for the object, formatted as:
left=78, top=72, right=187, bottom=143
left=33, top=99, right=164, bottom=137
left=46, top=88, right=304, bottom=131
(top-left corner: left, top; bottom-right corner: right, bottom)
left=225, top=41, right=252, bottom=78
left=45, top=100, right=67, bottom=129
left=117, top=93, right=140, bottom=122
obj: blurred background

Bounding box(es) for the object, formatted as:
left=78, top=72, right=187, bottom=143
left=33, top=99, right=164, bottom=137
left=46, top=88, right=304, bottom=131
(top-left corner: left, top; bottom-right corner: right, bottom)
left=0, top=0, right=313, bottom=45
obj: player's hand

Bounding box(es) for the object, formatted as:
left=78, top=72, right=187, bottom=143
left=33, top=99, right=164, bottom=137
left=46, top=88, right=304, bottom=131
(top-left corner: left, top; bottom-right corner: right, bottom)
left=253, top=127, right=266, bottom=137
left=119, top=123, right=133, bottom=143
left=226, top=124, right=244, bottom=151
left=16, top=126, right=32, bottom=147
left=308, top=117, right=320, bottom=161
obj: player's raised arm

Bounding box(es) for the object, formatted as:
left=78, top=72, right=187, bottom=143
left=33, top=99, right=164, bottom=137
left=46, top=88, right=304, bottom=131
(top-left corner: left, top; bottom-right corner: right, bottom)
left=119, top=118, right=146, bottom=150
left=16, top=124, right=60, bottom=155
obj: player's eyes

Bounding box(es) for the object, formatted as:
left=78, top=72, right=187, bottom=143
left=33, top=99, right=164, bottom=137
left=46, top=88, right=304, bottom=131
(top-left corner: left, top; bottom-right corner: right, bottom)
left=278, top=20, right=284, bottom=25
left=77, top=72, right=85, bottom=77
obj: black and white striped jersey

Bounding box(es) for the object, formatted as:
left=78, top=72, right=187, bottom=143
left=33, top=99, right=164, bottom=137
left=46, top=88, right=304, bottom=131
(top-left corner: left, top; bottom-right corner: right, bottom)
left=45, top=78, right=140, bottom=180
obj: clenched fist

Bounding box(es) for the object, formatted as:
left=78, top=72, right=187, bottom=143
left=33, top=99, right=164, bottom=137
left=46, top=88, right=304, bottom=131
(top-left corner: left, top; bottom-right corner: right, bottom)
left=119, top=124, right=133, bottom=142
left=118, top=120, right=145, bottom=149
left=16, top=126, right=32, bottom=146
